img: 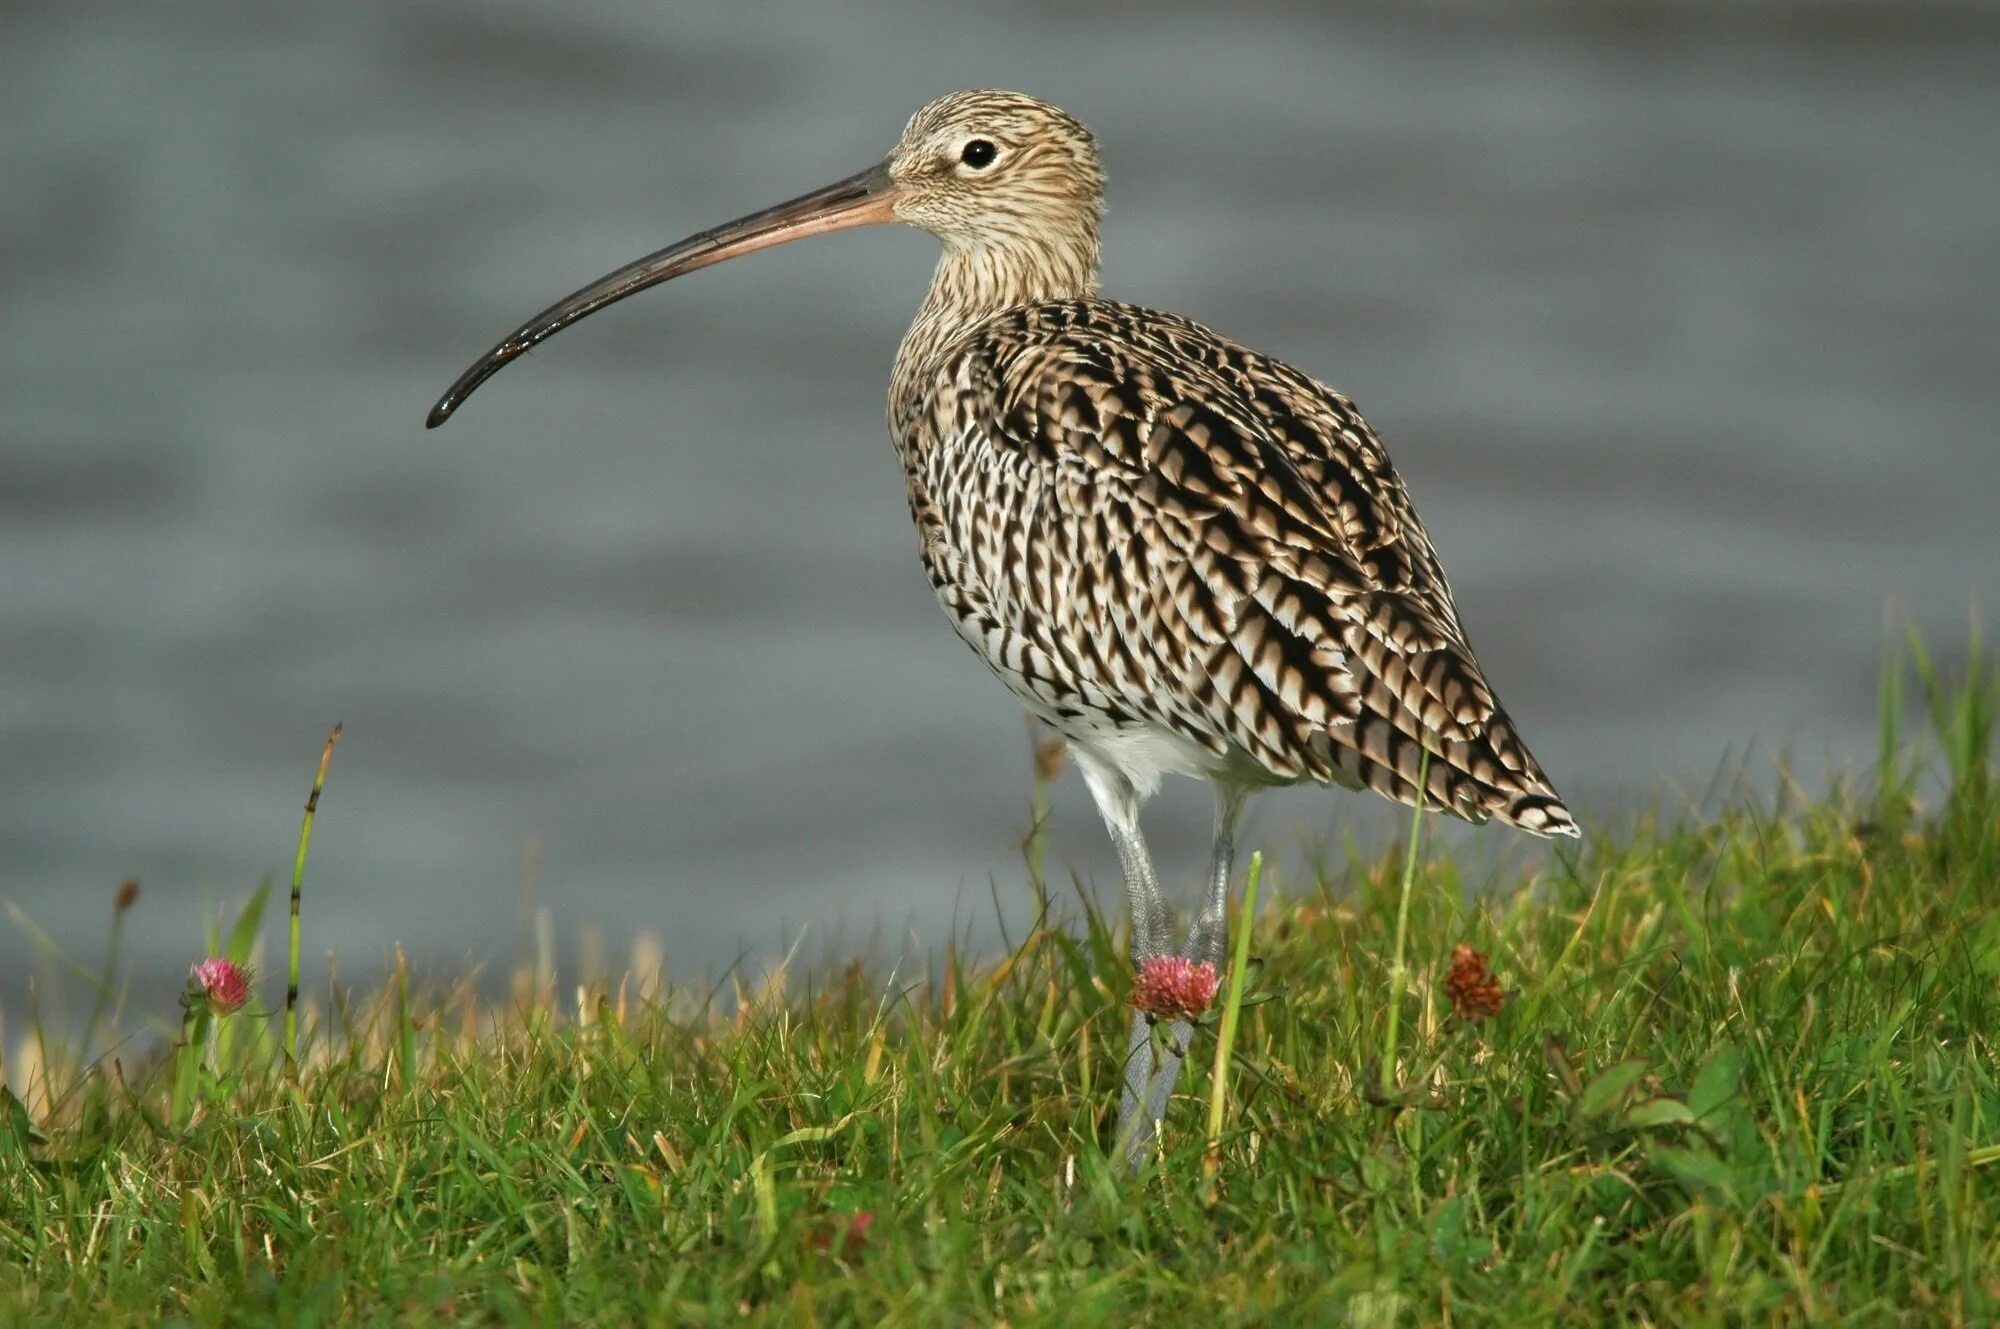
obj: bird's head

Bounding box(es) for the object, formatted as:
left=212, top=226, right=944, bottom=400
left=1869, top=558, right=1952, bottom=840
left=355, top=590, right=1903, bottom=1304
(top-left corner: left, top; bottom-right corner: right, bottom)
left=885, top=90, right=1104, bottom=263
left=426, top=90, right=1103, bottom=427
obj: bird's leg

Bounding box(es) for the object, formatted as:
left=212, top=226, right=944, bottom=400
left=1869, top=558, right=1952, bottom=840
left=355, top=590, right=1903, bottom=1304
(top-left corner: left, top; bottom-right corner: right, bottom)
left=1106, top=813, right=1173, bottom=1171
left=1131, top=784, right=1250, bottom=1150
left=1073, top=752, right=1175, bottom=1172
left=1183, top=783, right=1249, bottom=968
left=1104, top=801, right=1174, bottom=969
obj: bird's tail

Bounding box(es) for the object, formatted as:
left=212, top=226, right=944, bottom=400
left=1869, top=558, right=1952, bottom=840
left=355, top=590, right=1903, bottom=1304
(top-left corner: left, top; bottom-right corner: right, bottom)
left=1323, top=706, right=1580, bottom=840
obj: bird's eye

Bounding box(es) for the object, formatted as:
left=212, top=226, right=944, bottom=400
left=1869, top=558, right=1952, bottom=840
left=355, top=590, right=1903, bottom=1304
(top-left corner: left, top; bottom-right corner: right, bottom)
left=959, top=139, right=998, bottom=170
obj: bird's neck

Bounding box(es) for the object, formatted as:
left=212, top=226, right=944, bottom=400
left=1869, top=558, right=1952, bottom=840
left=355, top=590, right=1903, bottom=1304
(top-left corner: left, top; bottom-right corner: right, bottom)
left=890, top=238, right=1098, bottom=434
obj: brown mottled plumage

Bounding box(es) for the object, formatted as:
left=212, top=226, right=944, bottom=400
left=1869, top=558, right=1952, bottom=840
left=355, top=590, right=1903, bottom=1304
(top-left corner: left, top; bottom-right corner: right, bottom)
left=896, top=298, right=1572, bottom=835
left=881, top=92, right=1570, bottom=840
left=427, top=90, right=1576, bottom=1170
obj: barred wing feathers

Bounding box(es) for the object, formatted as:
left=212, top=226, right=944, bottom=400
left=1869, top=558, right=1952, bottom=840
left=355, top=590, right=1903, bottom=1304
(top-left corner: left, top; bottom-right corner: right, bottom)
left=902, top=299, right=1576, bottom=838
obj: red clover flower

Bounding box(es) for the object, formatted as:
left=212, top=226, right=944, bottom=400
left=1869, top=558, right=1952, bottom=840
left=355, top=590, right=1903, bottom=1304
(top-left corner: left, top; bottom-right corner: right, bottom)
left=191, top=957, right=251, bottom=1017
left=1131, top=955, right=1220, bottom=1021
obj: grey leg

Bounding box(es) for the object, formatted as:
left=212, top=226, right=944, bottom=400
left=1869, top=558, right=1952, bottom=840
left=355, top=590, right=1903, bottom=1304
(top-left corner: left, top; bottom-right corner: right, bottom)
left=1183, top=784, right=1249, bottom=968
left=1130, top=785, right=1250, bottom=1154
left=1106, top=814, right=1174, bottom=1171
left=1118, top=1010, right=1160, bottom=1167
left=1072, top=751, right=1177, bottom=1172
left=1105, top=803, right=1173, bottom=967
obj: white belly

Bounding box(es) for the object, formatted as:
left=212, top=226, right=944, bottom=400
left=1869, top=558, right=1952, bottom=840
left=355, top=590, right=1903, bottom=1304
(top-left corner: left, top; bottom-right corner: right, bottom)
left=1041, top=709, right=1219, bottom=803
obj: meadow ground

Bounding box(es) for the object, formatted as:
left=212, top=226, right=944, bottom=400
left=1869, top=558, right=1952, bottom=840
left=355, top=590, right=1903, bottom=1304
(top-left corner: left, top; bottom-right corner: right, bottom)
left=2, top=640, right=1995, bottom=1326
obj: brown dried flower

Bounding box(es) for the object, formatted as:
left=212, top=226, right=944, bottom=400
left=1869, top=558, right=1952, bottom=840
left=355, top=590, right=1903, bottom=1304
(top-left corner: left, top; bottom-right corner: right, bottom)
left=115, top=879, right=140, bottom=912
left=1444, top=944, right=1507, bottom=1023
left=806, top=1210, right=875, bottom=1257
left=1033, top=737, right=1066, bottom=784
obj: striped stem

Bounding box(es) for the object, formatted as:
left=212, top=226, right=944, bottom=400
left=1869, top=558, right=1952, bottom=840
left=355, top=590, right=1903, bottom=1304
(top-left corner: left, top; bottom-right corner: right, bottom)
left=285, top=722, right=342, bottom=1064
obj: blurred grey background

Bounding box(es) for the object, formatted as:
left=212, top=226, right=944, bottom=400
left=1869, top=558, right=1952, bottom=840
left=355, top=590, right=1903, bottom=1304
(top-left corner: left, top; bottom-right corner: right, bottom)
left=3, top=2, right=1996, bottom=1021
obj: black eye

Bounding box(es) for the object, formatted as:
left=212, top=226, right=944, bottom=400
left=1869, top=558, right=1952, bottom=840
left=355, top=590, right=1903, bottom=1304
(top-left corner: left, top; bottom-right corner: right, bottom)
left=959, top=139, right=998, bottom=169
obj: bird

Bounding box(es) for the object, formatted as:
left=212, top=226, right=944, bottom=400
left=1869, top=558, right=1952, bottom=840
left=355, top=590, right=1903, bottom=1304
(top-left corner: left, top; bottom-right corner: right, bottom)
left=427, top=89, right=1577, bottom=1171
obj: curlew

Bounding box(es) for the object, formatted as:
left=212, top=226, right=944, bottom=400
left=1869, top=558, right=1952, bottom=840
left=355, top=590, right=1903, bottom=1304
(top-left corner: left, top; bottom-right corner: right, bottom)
left=428, top=90, right=1577, bottom=1169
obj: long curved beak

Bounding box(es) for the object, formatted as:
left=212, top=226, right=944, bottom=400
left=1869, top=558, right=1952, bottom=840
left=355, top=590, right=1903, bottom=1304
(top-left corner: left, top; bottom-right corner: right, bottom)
left=426, top=161, right=899, bottom=428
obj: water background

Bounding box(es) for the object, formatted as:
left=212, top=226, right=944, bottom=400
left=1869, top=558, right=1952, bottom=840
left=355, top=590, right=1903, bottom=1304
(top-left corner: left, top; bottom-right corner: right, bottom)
left=3, top=1, right=1996, bottom=1028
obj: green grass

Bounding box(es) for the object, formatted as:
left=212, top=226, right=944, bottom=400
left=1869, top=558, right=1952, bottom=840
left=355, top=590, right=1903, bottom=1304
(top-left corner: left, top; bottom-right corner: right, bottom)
left=2, top=637, right=1997, bottom=1326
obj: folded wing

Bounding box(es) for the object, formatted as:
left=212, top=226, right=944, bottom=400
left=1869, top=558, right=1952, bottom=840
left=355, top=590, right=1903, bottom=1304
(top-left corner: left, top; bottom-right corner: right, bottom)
left=903, top=299, right=1576, bottom=837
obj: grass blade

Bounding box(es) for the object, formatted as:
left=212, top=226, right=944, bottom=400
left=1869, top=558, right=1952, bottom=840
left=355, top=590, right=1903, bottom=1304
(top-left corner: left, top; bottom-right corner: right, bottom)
left=1204, top=850, right=1263, bottom=1191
